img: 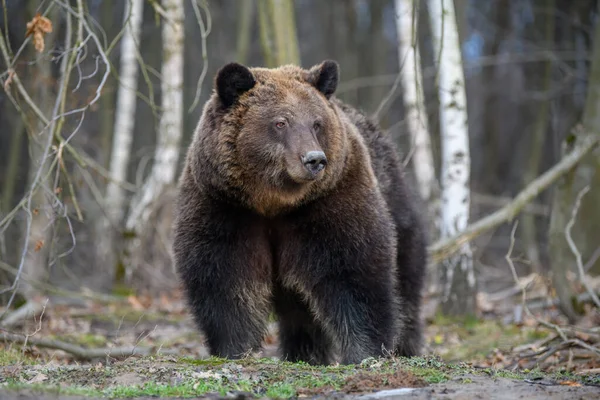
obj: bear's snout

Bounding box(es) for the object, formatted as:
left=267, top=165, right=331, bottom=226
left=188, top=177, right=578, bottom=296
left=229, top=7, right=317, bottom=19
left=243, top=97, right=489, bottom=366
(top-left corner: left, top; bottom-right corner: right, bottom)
left=301, top=151, right=327, bottom=176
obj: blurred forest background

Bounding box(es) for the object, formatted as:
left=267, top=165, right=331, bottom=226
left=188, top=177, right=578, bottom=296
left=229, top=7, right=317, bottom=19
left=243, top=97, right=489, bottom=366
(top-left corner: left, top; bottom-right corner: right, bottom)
left=0, top=0, right=599, bottom=350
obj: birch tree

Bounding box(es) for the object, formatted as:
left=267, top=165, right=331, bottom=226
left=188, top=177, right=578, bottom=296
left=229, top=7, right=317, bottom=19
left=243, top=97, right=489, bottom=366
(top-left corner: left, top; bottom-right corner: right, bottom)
left=96, top=0, right=144, bottom=274
left=394, top=0, right=436, bottom=203
left=124, top=0, right=185, bottom=277
left=428, top=0, right=476, bottom=316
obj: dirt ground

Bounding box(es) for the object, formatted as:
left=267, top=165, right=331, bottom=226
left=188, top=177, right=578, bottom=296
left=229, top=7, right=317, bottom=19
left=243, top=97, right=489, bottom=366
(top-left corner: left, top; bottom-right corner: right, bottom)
left=0, top=294, right=599, bottom=399
left=0, top=366, right=599, bottom=399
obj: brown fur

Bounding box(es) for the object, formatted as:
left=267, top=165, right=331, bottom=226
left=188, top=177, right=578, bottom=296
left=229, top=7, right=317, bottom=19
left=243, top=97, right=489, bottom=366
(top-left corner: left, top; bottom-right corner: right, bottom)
left=173, top=60, right=427, bottom=364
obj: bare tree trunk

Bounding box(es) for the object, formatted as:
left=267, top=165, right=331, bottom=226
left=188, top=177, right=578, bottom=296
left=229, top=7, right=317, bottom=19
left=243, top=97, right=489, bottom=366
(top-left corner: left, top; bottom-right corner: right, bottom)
left=236, top=0, right=254, bottom=64
left=549, top=5, right=600, bottom=321
left=394, top=0, right=437, bottom=204
left=1, top=117, right=24, bottom=215
left=124, top=0, right=184, bottom=279
left=96, top=0, right=144, bottom=280
left=18, top=1, right=61, bottom=300
left=257, top=0, right=300, bottom=67
left=522, top=0, right=555, bottom=274
left=428, top=0, right=476, bottom=316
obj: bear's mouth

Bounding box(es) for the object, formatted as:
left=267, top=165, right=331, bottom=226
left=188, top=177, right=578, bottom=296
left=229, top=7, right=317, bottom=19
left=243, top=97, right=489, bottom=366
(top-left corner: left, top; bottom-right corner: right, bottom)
left=280, top=169, right=323, bottom=189
left=286, top=168, right=325, bottom=184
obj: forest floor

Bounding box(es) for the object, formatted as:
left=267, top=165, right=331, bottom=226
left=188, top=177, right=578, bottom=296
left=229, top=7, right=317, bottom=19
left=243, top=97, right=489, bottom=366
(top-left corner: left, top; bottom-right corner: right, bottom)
left=0, top=290, right=599, bottom=399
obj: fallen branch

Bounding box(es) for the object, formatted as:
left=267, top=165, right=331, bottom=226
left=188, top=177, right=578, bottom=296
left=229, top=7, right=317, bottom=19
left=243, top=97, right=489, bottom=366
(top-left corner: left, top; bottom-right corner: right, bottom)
left=524, top=291, right=600, bottom=312
left=0, top=332, right=157, bottom=360
left=0, top=302, right=45, bottom=328
left=428, top=133, right=600, bottom=263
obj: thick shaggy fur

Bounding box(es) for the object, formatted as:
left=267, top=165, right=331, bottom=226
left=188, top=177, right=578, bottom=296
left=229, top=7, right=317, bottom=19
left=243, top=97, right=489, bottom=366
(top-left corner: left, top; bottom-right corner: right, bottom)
left=172, top=60, right=427, bottom=365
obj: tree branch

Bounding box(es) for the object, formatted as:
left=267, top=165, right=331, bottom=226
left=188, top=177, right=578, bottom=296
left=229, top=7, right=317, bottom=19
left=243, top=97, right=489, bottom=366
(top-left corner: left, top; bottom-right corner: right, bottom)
left=428, top=133, right=600, bottom=263
left=0, top=332, right=156, bottom=360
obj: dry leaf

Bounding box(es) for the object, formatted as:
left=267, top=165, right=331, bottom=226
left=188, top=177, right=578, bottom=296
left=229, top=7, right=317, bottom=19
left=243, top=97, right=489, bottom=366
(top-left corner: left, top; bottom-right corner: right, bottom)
left=34, top=240, right=44, bottom=252
left=25, top=13, right=53, bottom=53
left=559, top=380, right=581, bottom=387
left=55, top=187, right=62, bottom=194
left=32, top=208, right=39, bottom=215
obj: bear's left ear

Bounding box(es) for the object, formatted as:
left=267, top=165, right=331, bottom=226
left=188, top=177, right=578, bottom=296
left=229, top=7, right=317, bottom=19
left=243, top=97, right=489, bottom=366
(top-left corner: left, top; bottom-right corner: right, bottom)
left=307, top=60, right=339, bottom=99
left=215, top=62, right=256, bottom=108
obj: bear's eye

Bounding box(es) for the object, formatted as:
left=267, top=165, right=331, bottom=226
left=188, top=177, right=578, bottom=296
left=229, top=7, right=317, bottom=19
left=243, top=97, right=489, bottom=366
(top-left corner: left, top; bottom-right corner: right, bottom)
left=313, top=121, right=322, bottom=132
left=275, top=121, right=287, bottom=129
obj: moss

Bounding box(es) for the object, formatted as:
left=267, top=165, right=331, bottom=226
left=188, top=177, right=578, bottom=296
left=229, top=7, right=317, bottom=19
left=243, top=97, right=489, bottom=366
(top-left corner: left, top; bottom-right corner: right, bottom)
left=50, top=333, right=107, bottom=348
left=178, top=356, right=229, bottom=367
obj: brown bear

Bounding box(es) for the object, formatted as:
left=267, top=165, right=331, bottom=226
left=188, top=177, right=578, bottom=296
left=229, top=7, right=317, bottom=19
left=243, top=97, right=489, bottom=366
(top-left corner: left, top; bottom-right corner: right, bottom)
left=172, top=60, right=427, bottom=365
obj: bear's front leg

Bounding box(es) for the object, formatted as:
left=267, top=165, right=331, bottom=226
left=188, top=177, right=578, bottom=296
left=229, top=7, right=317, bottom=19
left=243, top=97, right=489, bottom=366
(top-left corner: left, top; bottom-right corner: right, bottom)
left=280, top=197, right=399, bottom=365
left=308, top=273, right=397, bottom=364
left=173, top=192, right=272, bottom=359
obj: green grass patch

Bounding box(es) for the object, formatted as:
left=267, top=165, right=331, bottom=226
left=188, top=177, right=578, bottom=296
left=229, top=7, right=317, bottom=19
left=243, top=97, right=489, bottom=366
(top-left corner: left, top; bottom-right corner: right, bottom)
left=2, top=354, right=597, bottom=399
left=0, top=347, right=36, bottom=366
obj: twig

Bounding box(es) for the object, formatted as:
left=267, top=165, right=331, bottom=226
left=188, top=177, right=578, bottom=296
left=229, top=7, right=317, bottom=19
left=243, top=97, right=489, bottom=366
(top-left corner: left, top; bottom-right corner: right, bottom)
left=21, top=299, right=48, bottom=356
left=584, top=246, right=600, bottom=272
left=188, top=0, right=212, bottom=113
left=564, top=185, right=600, bottom=308
left=505, top=221, right=567, bottom=341
left=533, top=340, right=577, bottom=366
left=506, top=221, right=600, bottom=368
left=0, top=332, right=155, bottom=360
left=429, top=133, right=600, bottom=263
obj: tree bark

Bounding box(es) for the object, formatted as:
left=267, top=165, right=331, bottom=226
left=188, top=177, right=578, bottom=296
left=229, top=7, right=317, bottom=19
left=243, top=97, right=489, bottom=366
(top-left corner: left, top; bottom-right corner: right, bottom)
left=236, top=0, right=254, bottom=64
left=96, top=0, right=144, bottom=281
left=522, top=0, right=555, bottom=274
left=394, top=0, right=437, bottom=203
left=257, top=0, right=300, bottom=67
left=427, top=0, right=476, bottom=316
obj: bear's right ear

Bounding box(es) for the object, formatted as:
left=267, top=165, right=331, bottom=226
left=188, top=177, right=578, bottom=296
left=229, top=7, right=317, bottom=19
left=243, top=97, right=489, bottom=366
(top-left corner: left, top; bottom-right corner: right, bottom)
left=215, top=63, right=256, bottom=108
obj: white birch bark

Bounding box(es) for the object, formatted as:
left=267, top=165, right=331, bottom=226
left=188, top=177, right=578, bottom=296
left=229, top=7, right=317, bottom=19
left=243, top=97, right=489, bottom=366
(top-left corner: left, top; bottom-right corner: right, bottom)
left=394, top=0, right=436, bottom=202
left=125, top=0, right=184, bottom=237
left=427, top=0, right=476, bottom=315
left=105, top=0, right=144, bottom=225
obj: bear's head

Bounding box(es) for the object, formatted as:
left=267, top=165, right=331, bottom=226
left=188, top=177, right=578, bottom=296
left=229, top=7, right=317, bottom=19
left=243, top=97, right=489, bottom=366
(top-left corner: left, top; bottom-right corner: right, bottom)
left=193, top=60, right=351, bottom=216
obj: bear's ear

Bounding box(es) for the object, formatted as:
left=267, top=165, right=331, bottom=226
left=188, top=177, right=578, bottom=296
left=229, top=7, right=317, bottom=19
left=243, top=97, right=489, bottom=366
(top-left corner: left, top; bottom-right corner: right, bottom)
left=307, top=60, right=339, bottom=99
left=215, top=62, right=256, bottom=108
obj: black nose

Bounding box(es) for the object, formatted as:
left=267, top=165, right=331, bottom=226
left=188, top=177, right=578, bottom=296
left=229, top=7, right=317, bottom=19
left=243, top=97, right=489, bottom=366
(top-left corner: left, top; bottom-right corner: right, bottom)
left=302, top=151, right=327, bottom=175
